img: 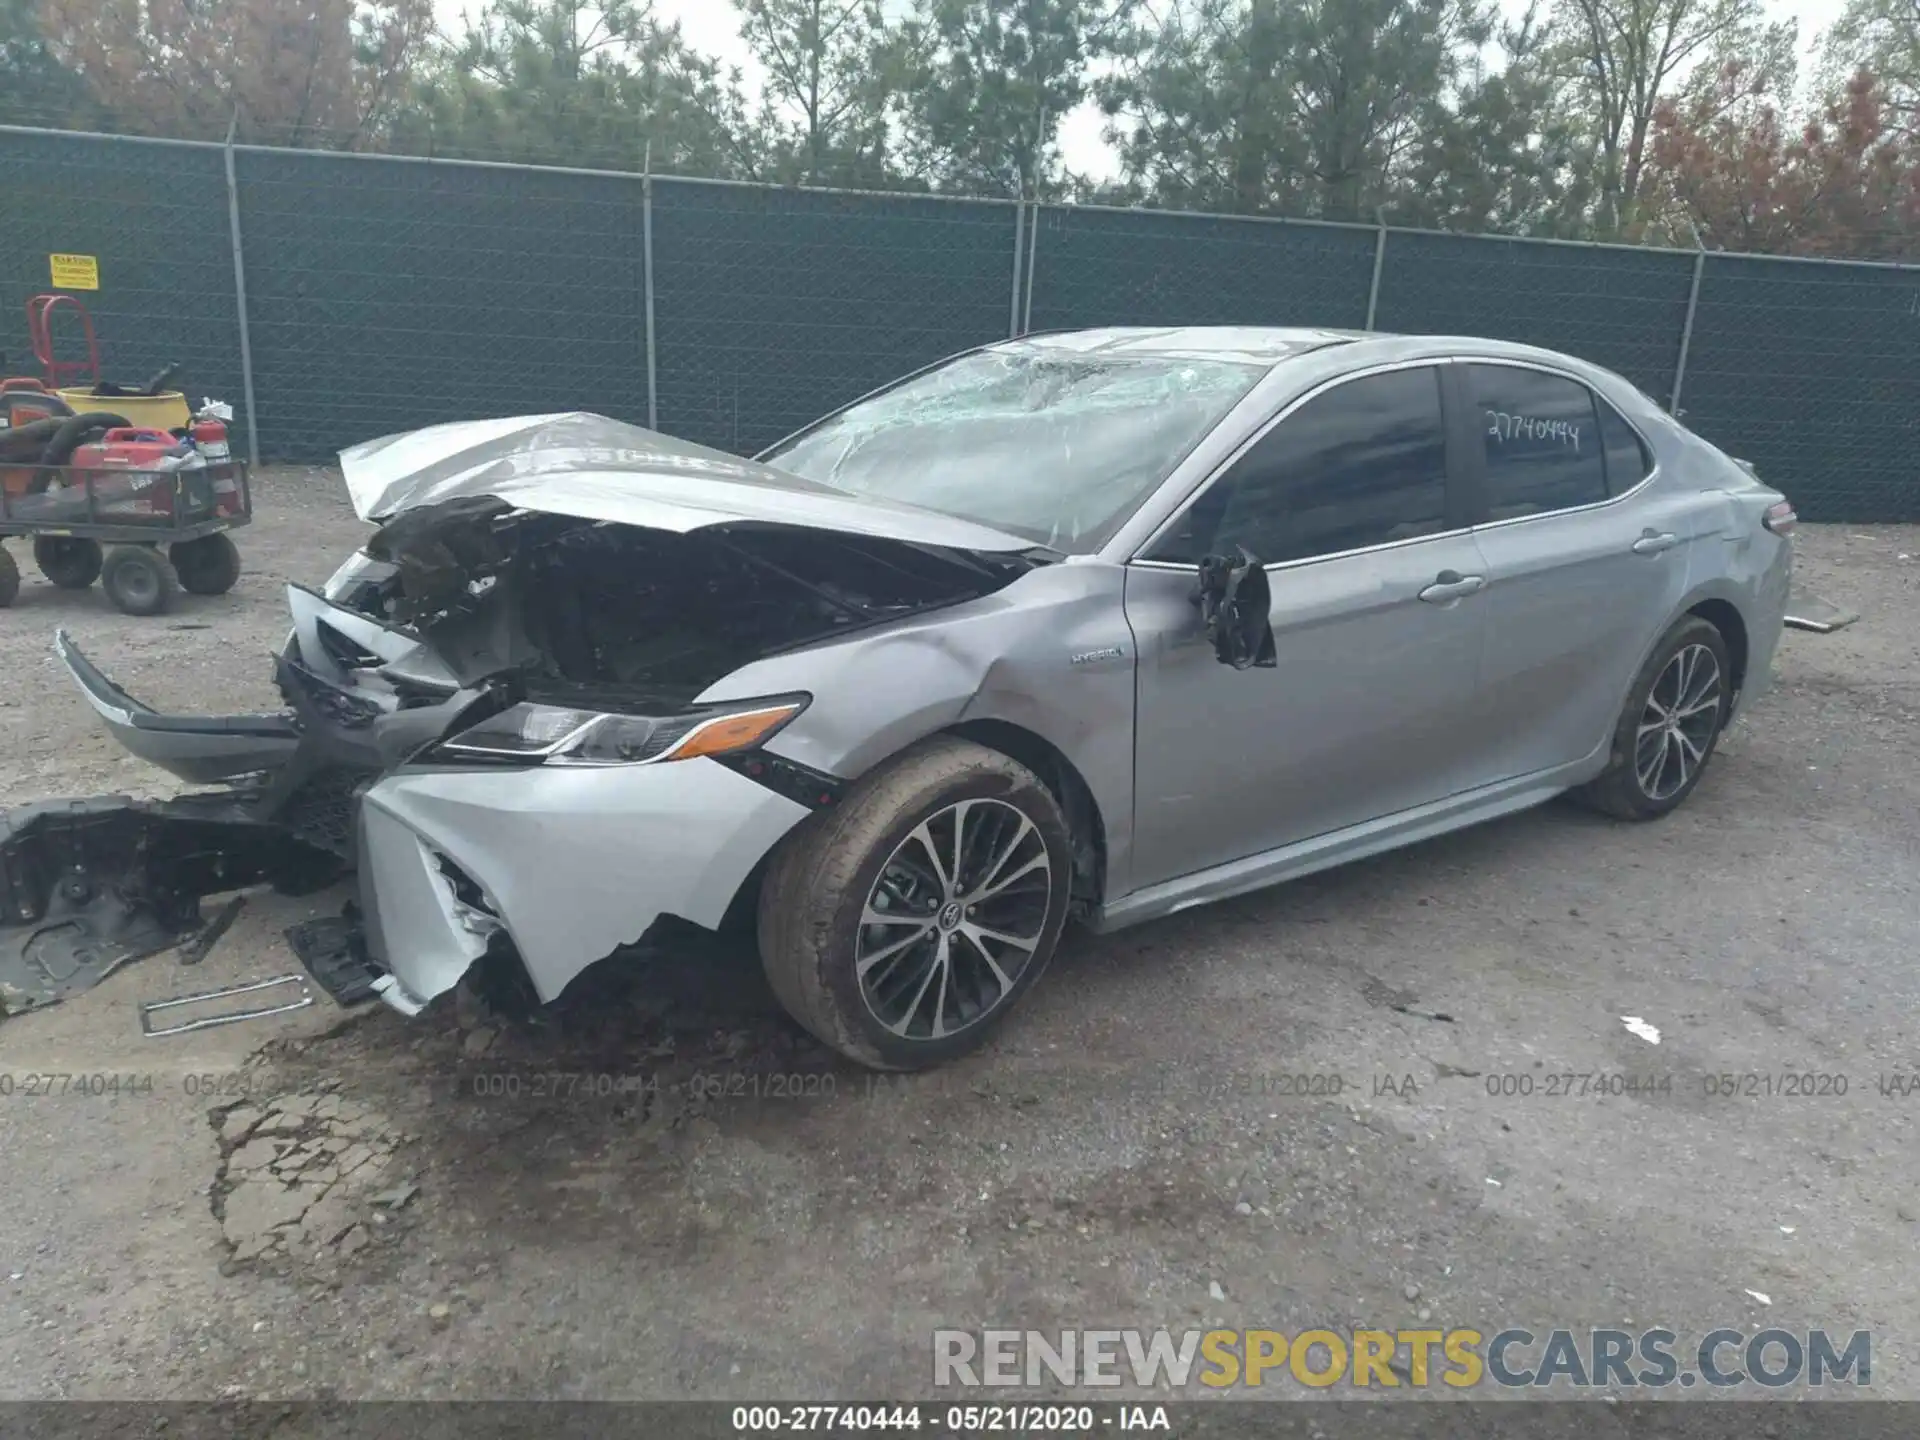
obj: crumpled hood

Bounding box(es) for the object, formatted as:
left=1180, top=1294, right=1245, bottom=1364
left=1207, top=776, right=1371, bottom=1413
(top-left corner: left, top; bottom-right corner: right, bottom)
left=337, top=411, right=1038, bottom=552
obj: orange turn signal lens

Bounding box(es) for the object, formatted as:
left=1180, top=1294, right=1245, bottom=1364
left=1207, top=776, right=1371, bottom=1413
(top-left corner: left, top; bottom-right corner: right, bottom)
left=662, top=703, right=805, bottom=762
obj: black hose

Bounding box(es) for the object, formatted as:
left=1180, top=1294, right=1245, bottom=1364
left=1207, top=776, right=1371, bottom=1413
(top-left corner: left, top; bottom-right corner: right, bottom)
left=26, top=410, right=133, bottom=493
left=0, top=416, right=64, bottom=458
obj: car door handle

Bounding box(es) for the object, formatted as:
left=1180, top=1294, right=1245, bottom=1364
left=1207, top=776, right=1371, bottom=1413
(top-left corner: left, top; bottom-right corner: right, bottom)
left=1632, top=531, right=1680, bottom=555
left=1418, top=571, right=1487, bottom=603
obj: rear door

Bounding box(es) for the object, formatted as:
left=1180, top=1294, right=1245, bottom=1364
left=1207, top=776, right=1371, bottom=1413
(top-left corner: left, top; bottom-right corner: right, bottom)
left=1454, top=361, right=1702, bottom=779
left=1123, top=363, right=1493, bottom=891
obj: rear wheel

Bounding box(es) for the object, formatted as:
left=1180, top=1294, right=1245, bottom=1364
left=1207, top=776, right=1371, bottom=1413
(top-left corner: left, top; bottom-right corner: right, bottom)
left=1576, top=615, right=1731, bottom=820
left=757, top=736, right=1071, bottom=1070
left=33, top=536, right=103, bottom=589
left=101, top=545, right=175, bottom=616
left=170, top=533, right=241, bottom=595
left=0, top=545, right=17, bottom=607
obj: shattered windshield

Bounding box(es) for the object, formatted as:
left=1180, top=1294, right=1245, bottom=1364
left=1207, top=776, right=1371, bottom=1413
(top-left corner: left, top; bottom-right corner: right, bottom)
left=762, top=349, right=1268, bottom=553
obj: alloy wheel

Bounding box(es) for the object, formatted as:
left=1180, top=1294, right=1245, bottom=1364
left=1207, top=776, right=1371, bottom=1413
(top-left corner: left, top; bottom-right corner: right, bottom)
left=855, top=798, right=1053, bottom=1041
left=1634, top=643, right=1723, bottom=802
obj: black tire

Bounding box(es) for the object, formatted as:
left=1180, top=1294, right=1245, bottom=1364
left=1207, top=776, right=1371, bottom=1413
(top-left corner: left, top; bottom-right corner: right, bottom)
left=170, top=532, right=242, bottom=596
left=757, top=736, right=1072, bottom=1070
left=101, top=545, right=175, bottom=616
left=1576, top=615, right=1732, bottom=820
left=0, top=545, right=17, bottom=607
left=32, top=536, right=103, bottom=589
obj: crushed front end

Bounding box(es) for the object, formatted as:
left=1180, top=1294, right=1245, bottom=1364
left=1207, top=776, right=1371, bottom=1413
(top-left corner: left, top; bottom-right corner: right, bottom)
left=4, top=414, right=1043, bottom=1020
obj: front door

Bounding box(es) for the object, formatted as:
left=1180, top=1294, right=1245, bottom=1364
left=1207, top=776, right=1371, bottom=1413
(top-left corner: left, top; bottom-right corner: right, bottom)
left=1122, top=364, right=1492, bottom=893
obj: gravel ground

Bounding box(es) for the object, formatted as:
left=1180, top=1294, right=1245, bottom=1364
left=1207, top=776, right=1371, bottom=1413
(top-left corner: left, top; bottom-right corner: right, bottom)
left=0, top=471, right=1915, bottom=1402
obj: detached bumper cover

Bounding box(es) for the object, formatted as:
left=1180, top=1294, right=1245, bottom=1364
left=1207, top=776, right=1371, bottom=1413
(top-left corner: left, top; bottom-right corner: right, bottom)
left=355, top=759, right=811, bottom=1011
left=56, top=630, right=299, bottom=784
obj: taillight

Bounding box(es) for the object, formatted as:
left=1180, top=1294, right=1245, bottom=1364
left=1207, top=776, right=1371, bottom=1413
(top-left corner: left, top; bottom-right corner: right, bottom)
left=1763, top=501, right=1797, bottom=537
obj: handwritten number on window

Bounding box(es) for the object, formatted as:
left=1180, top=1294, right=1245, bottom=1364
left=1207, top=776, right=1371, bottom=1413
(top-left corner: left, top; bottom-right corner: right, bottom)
left=1486, top=410, right=1580, bottom=451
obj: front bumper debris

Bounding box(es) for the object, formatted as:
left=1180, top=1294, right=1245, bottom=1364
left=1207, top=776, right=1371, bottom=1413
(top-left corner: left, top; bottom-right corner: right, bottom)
left=0, top=796, right=335, bottom=1017
left=6, top=623, right=816, bottom=1022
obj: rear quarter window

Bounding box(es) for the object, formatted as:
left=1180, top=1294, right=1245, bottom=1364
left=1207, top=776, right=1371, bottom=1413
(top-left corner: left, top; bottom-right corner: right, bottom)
left=1597, top=398, right=1653, bottom=494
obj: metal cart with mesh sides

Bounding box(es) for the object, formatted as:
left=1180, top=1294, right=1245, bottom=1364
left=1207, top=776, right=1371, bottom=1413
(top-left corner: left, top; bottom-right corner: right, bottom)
left=0, top=460, right=252, bottom=616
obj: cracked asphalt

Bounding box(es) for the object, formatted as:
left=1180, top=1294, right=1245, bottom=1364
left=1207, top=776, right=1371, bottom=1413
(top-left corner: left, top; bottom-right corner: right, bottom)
left=0, top=470, right=1915, bottom=1401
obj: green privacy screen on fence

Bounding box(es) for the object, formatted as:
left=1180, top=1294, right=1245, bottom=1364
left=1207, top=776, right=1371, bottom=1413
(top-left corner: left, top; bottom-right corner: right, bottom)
left=2, top=126, right=1917, bottom=521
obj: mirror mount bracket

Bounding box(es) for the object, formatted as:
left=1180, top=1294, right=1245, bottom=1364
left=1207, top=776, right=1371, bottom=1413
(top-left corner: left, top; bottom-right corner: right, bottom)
left=1194, top=547, right=1277, bottom=670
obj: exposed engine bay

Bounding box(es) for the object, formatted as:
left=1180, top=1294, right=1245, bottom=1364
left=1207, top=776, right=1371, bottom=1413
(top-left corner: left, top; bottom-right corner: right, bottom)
left=345, top=498, right=1041, bottom=701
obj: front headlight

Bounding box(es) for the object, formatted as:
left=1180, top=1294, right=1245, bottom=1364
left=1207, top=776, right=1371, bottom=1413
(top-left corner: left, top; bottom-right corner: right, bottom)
left=426, top=694, right=809, bottom=767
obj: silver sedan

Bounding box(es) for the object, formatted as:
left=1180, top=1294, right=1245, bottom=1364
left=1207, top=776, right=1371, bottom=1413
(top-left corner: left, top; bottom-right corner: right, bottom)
left=18, top=328, right=1794, bottom=1069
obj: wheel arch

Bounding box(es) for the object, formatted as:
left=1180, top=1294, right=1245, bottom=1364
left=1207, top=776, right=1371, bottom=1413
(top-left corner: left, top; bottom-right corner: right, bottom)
left=942, top=717, right=1108, bottom=914
left=1685, top=595, right=1749, bottom=700
left=723, top=716, right=1112, bottom=938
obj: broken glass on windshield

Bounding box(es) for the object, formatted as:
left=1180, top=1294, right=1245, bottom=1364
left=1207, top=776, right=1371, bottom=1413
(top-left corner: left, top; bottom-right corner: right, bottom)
left=764, top=350, right=1266, bottom=553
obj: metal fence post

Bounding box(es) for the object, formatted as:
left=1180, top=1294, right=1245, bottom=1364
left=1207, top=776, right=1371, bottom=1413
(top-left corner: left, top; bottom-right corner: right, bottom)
left=221, top=112, right=261, bottom=468
left=1670, top=248, right=1706, bottom=415
left=642, top=143, right=659, bottom=431
left=1022, top=202, right=1040, bottom=336
left=1008, top=196, right=1026, bottom=339
left=1365, top=212, right=1388, bottom=331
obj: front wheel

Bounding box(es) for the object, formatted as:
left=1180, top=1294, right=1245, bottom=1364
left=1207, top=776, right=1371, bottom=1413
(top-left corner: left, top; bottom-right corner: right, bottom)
left=1576, top=615, right=1732, bottom=820
left=757, top=736, right=1072, bottom=1071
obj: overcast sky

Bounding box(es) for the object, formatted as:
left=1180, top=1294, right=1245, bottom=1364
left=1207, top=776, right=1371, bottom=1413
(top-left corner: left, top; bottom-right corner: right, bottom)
left=434, top=0, right=1853, bottom=181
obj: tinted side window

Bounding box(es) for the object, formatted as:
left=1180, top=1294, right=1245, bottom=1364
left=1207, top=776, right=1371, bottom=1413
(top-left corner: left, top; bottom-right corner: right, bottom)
left=1469, top=365, right=1607, bottom=520
left=1150, top=367, right=1449, bottom=565
left=1597, top=397, right=1652, bottom=494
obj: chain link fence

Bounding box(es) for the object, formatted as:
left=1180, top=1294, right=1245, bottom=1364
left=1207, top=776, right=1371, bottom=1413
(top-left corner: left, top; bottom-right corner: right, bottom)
left=2, top=126, right=1916, bottom=520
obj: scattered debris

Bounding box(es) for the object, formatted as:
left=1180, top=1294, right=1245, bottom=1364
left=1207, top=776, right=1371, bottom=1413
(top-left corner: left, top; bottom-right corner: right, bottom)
left=140, top=975, right=312, bottom=1036
left=1208, top=1280, right=1227, bottom=1302
left=1780, top=1226, right=1796, bottom=1235
left=176, top=895, right=247, bottom=967
left=428, top=1302, right=453, bottom=1331
left=1745, top=1289, right=1772, bottom=1306
left=1783, top=590, right=1861, bottom=633
left=1403, top=1283, right=1421, bottom=1301
left=1485, top=1178, right=1503, bottom=1187
left=0, top=795, right=332, bottom=1022
left=1233, top=1201, right=1253, bottom=1216
left=1620, top=1016, right=1661, bottom=1045
left=286, top=911, right=383, bottom=1006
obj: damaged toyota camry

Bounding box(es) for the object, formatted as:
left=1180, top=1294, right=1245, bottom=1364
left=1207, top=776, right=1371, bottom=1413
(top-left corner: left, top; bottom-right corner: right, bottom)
left=0, top=328, right=1794, bottom=1068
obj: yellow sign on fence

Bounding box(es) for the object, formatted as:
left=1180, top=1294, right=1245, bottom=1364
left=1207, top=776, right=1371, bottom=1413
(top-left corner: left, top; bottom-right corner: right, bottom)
left=49, top=253, right=99, bottom=290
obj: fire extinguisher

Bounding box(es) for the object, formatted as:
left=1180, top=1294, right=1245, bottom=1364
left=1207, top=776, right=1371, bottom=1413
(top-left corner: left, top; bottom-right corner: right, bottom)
left=189, top=402, right=241, bottom=515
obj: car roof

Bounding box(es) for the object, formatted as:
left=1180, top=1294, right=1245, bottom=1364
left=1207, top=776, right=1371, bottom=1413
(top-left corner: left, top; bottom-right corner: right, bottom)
left=994, top=326, right=1369, bottom=365
left=991, top=328, right=1636, bottom=390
